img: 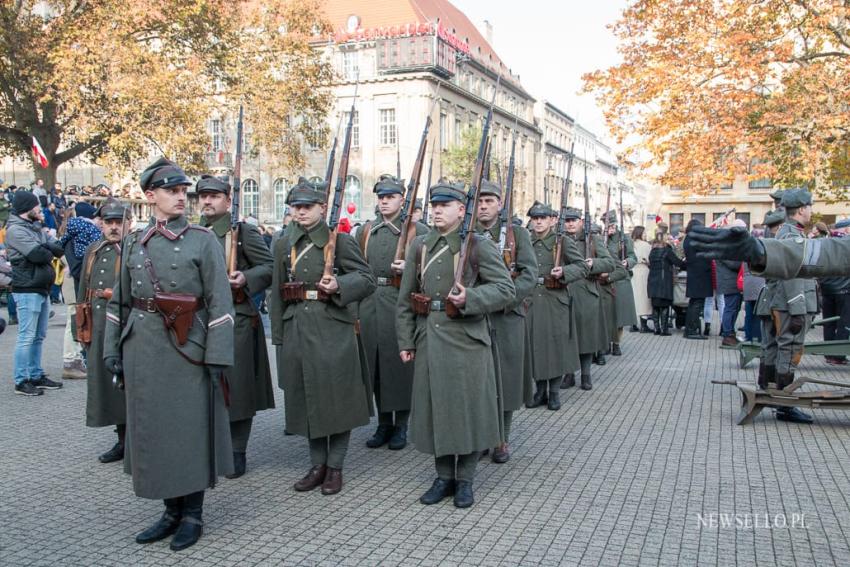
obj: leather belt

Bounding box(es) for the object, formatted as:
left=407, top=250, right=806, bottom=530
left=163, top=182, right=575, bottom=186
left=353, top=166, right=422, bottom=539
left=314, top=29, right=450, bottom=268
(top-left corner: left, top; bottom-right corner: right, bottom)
left=132, top=297, right=158, bottom=312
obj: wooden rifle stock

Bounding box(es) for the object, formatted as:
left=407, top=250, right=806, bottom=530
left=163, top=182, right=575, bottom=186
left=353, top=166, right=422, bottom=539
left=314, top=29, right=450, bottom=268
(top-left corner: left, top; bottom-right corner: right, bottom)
left=553, top=141, right=575, bottom=268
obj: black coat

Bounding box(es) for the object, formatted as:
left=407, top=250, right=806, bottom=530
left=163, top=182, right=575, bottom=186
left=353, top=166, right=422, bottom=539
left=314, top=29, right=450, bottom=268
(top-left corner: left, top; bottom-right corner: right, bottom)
left=648, top=245, right=685, bottom=301
left=683, top=236, right=713, bottom=298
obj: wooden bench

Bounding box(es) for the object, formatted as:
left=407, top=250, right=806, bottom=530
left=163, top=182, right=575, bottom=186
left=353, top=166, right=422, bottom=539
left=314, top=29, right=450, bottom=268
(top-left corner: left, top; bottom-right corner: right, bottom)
left=713, top=377, right=850, bottom=425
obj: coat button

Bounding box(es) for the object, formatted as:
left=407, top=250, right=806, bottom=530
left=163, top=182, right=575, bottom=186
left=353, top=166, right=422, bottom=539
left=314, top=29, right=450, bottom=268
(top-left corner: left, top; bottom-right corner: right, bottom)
left=102, top=258, right=108, bottom=262
left=174, top=247, right=180, bottom=251
left=139, top=314, right=144, bottom=319
left=136, top=281, right=142, bottom=285
left=435, top=324, right=440, bottom=328
left=170, top=282, right=177, bottom=287
left=171, top=264, right=178, bottom=269
left=436, top=275, right=441, bottom=280
left=136, top=265, right=141, bottom=269
left=98, top=281, right=103, bottom=285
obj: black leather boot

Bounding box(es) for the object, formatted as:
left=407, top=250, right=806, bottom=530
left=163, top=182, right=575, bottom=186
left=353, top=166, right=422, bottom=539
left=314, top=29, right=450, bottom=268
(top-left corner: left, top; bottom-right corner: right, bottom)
left=170, top=491, right=204, bottom=551
left=775, top=371, right=795, bottom=390
left=365, top=424, right=393, bottom=448
left=581, top=374, right=592, bottom=391
left=640, top=316, right=651, bottom=333
left=226, top=452, right=246, bottom=479
left=98, top=441, right=124, bottom=463
left=453, top=480, right=474, bottom=508
left=652, top=309, right=661, bottom=335
left=757, top=363, right=768, bottom=390
left=593, top=352, right=606, bottom=365
left=547, top=389, right=561, bottom=411
left=560, top=373, right=576, bottom=389
left=611, top=343, right=623, bottom=356
left=764, top=365, right=777, bottom=389
left=527, top=381, right=547, bottom=408
left=660, top=309, right=672, bottom=336
left=420, top=478, right=455, bottom=505
left=136, top=498, right=182, bottom=544
left=704, top=323, right=711, bottom=336
left=388, top=425, right=408, bottom=450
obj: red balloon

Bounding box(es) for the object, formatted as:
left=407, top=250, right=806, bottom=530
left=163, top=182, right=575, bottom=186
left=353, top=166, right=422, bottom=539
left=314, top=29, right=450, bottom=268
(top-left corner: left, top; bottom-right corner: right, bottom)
left=347, top=202, right=357, bottom=214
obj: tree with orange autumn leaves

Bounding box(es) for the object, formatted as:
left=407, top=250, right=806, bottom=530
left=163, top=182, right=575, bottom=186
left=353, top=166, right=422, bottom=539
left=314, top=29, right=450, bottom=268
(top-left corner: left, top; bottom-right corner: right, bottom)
left=0, top=0, right=334, bottom=188
left=584, top=0, right=850, bottom=199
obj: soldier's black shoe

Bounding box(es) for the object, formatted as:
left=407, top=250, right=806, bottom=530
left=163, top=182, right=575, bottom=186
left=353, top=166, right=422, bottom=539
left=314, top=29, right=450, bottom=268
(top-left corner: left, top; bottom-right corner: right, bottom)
left=776, top=407, right=814, bottom=424
left=593, top=353, right=606, bottom=366
left=561, top=373, right=576, bottom=389
left=136, top=499, right=182, bottom=544
left=581, top=374, right=592, bottom=391
left=611, top=343, right=622, bottom=356
left=388, top=425, right=408, bottom=450
left=420, top=478, right=455, bottom=505
left=366, top=424, right=393, bottom=448
left=547, top=391, right=562, bottom=411
left=527, top=383, right=547, bottom=408
left=703, top=323, right=711, bottom=336
left=639, top=317, right=652, bottom=333
left=170, top=492, right=203, bottom=551
left=685, top=333, right=708, bottom=340
left=776, top=372, right=795, bottom=389
left=630, top=324, right=640, bottom=333
left=491, top=443, right=510, bottom=464
left=226, top=452, right=246, bottom=479
left=453, top=480, right=474, bottom=508
left=98, top=442, right=124, bottom=463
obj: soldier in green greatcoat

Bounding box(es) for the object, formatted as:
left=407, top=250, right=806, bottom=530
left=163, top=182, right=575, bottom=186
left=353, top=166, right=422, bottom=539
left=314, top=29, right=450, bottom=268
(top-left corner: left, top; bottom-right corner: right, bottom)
left=104, top=157, right=235, bottom=551
left=396, top=181, right=515, bottom=508
left=474, top=182, right=538, bottom=462
left=562, top=209, right=617, bottom=390
left=197, top=175, right=275, bottom=478
left=524, top=201, right=587, bottom=411
left=604, top=211, right=638, bottom=356
left=270, top=178, right=376, bottom=496
left=357, top=175, right=428, bottom=451
left=78, top=200, right=130, bottom=464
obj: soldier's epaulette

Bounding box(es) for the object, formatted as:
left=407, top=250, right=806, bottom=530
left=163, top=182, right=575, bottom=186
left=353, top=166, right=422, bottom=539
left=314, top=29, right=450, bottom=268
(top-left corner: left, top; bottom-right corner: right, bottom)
left=188, top=225, right=212, bottom=234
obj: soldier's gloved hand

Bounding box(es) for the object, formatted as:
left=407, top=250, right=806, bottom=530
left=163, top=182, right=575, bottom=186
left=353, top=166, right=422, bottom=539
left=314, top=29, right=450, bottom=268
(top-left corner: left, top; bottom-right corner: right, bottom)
left=105, top=356, right=123, bottom=375
left=688, top=226, right=766, bottom=265
left=789, top=315, right=805, bottom=334
left=207, top=365, right=228, bottom=382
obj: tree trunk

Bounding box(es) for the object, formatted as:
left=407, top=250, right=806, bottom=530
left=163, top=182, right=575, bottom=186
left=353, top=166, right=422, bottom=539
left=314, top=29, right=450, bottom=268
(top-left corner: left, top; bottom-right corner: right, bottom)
left=30, top=157, right=58, bottom=191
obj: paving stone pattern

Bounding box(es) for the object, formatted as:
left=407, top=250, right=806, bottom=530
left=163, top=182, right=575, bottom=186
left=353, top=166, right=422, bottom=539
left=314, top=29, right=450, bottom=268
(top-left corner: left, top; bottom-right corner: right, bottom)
left=1, top=309, right=849, bottom=566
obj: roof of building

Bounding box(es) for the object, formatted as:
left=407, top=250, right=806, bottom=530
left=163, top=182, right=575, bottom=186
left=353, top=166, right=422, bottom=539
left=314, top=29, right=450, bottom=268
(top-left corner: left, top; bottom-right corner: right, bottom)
left=322, top=0, right=520, bottom=83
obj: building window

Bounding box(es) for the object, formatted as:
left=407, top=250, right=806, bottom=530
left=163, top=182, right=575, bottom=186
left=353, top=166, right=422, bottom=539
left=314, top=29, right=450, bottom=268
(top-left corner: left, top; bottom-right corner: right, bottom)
left=736, top=212, right=751, bottom=228
left=454, top=118, right=461, bottom=145
left=439, top=112, right=447, bottom=150
left=342, top=50, right=359, bottom=80
left=273, top=178, right=288, bottom=220
left=305, top=119, right=323, bottom=150
left=242, top=179, right=259, bottom=219
left=749, top=178, right=772, bottom=189
left=691, top=212, right=706, bottom=226
left=669, top=213, right=684, bottom=236
left=344, top=111, right=360, bottom=148
left=379, top=108, right=396, bottom=146
left=210, top=119, right=223, bottom=152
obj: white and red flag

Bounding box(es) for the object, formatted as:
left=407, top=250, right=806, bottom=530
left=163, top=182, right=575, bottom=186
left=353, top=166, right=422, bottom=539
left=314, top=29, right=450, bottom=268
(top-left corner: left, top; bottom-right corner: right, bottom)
left=31, top=136, right=48, bottom=168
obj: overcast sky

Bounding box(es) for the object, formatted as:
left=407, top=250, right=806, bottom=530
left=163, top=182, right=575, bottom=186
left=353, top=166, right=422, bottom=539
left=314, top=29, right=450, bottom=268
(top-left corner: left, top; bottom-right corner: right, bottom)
left=454, top=0, right=625, bottom=143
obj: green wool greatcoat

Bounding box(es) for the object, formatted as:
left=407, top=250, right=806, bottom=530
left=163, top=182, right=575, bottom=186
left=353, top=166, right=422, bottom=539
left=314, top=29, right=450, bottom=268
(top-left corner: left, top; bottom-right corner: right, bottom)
left=568, top=232, right=618, bottom=354
left=79, top=240, right=125, bottom=428
left=474, top=221, right=538, bottom=410
left=104, top=216, right=235, bottom=500
left=527, top=229, right=589, bottom=379
left=606, top=232, right=639, bottom=329
left=270, top=221, right=376, bottom=439
left=396, top=227, right=515, bottom=456
left=200, top=215, right=275, bottom=422
left=758, top=236, right=850, bottom=279
left=358, top=215, right=429, bottom=412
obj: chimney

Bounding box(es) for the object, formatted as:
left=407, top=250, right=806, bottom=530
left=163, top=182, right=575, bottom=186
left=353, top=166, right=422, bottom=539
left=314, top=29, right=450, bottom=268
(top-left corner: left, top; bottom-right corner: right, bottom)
left=483, top=19, right=493, bottom=46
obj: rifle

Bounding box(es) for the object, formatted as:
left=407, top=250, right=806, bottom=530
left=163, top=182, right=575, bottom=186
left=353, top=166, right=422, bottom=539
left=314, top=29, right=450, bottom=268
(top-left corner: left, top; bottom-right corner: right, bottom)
left=603, top=182, right=612, bottom=246
left=450, top=75, right=500, bottom=316
left=583, top=158, right=594, bottom=259
left=229, top=106, right=245, bottom=302
left=394, top=83, right=441, bottom=272
left=618, top=171, right=626, bottom=262
left=553, top=141, right=576, bottom=268
left=323, top=114, right=344, bottom=200
left=499, top=122, right=519, bottom=275
left=396, top=137, right=402, bottom=180
left=422, top=145, right=435, bottom=224
left=112, top=206, right=129, bottom=391
left=322, top=80, right=359, bottom=280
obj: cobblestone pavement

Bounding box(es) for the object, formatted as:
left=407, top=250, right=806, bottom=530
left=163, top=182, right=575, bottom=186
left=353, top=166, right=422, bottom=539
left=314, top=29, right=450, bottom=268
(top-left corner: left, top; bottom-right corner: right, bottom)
left=2, top=307, right=850, bottom=566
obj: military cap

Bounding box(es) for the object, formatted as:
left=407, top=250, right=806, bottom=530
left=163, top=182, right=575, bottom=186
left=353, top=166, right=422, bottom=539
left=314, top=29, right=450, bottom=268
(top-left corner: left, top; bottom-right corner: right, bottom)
left=527, top=201, right=551, bottom=218
left=603, top=210, right=618, bottom=225
left=479, top=179, right=503, bottom=199
left=564, top=206, right=582, bottom=220
left=780, top=188, right=813, bottom=209
left=286, top=176, right=328, bottom=205
left=835, top=218, right=850, bottom=229
left=770, top=188, right=785, bottom=202
left=413, top=198, right=423, bottom=211
left=590, top=223, right=603, bottom=234
left=429, top=179, right=466, bottom=203
left=97, top=198, right=130, bottom=221
left=373, top=174, right=405, bottom=197
left=763, top=209, right=785, bottom=226
left=139, top=156, right=191, bottom=191
left=196, top=174, right=230, bottom=195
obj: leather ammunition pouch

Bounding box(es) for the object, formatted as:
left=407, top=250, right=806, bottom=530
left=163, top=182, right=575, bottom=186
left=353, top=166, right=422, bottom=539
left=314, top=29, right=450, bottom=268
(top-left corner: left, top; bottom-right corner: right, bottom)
left=232, top=287, right=248, bottom=304
left=410, top=292, right=433, bottom=315
left=543, top=275, right=565, bottom=290
left=279, top=281, right=329, bottom=303
left=153, top=293, right=198, bottom=346
left=75, top=303, right=93, bottom=346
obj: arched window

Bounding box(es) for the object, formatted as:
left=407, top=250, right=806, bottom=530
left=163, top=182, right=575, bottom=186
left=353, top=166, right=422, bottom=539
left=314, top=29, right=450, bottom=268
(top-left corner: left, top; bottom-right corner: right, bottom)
left=273, top=178, right=288, bottom=221
left=242, top=179, right=259, bottom=219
